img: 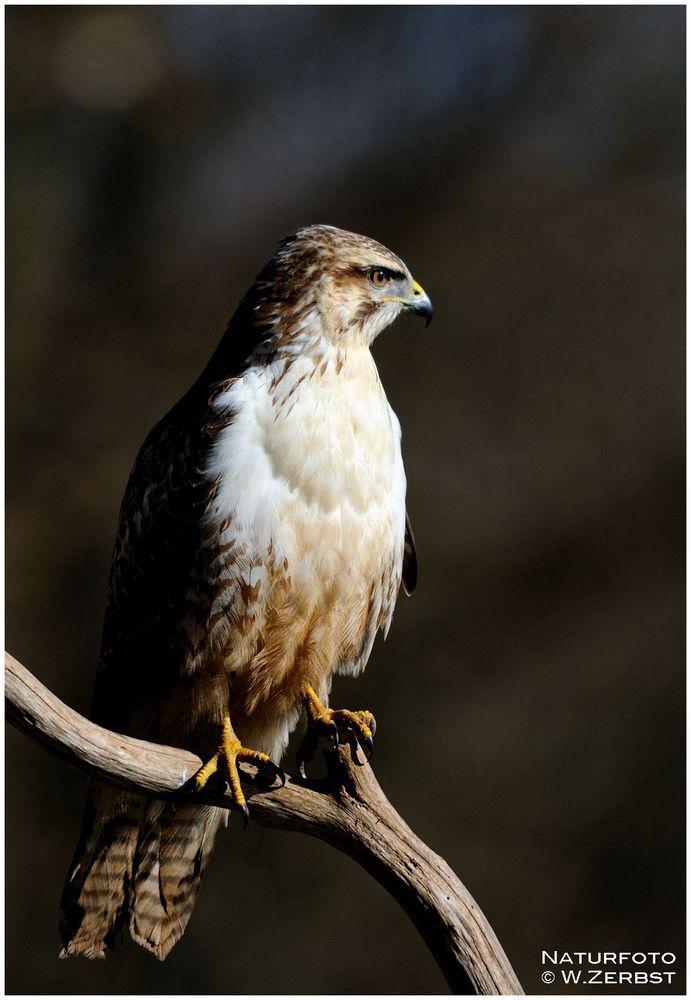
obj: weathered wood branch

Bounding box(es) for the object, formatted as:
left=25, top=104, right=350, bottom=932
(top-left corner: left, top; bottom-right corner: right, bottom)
left=5, top=651, right=522, bottom=995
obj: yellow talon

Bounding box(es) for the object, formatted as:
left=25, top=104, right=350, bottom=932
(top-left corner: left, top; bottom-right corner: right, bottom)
left=194, top=712, right=285, bottom=825
left=194, top=751, right=221, bottom=788
left=297, top=684, right=376, bottom=778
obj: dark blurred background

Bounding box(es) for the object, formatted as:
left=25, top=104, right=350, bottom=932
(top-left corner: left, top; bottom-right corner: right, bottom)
left=5, top=5, right=685, bottom=995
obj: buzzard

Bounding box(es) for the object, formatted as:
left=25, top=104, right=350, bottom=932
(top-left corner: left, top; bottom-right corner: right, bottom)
left=59, top=224, right=433, bottom=960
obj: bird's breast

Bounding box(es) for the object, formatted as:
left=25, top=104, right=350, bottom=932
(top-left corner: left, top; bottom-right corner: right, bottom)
left=208, top=347, right=405, bottom=525
left=202, top=347, right=406, bottom=662
left=182, top=344, right=408, bottom=752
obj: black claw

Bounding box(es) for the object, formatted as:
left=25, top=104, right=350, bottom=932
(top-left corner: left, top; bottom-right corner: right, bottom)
left=264, top=758, right=286, bottom=787
left=360, top=733, right=374, bottom=761
left=348, top=728, right=373, bottom=764
left=329, top=722, right=340, bottom=748
left=347, top=732, right=364, bottom=766
left=239, top=802, right=249, bottom=829
left=296, top=742, right=313, bottom=780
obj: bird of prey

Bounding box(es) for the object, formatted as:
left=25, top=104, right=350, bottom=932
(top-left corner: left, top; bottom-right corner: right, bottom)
left=59, top=224, right=433, bottom=961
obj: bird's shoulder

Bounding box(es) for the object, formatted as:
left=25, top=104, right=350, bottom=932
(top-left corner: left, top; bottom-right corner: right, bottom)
left=103, top=392, right=212, bottom=621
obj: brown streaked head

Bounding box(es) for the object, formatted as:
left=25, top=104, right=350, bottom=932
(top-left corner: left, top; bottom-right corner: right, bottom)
left=249, top=224, right=433, bottom=348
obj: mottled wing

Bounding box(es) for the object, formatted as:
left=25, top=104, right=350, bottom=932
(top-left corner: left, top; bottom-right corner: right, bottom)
left=402, top=508, right=417, bottom=596
left=91, top=405, right=211, bottom=736
left=61, top=399, right=227, bottom=961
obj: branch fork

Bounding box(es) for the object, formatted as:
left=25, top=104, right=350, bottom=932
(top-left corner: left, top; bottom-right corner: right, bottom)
left=5, top=651, right=522, bottom=995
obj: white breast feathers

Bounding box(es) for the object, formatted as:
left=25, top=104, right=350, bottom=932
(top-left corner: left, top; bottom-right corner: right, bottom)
left=201, top=340, right=406, bottom=725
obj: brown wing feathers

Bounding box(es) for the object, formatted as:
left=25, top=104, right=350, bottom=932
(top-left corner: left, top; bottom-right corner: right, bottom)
left=402, top=509, right=417, bottom=596
left=59, top=397, right=226, bottom=961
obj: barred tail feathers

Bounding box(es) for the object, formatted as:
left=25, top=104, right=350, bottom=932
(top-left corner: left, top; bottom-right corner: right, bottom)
left=59, top=785, right=224, bottom=961
left=59, top=785, right=142, bottom=959
left=129, top=801, right=225, bottom=960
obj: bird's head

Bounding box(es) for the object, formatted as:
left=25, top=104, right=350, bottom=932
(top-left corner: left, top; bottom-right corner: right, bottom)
left=250, top=224, right=433, bottom=350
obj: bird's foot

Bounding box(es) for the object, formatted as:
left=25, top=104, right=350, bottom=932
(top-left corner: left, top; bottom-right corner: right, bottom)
left=194, top=713, right=285, bottom=826
left=297, top=684, right=376, bottom=779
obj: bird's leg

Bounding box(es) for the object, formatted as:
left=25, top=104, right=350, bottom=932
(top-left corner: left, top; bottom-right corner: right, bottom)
left=296, top=683, right=376, bottom=778
left=194, top=710, right=284, bottom=826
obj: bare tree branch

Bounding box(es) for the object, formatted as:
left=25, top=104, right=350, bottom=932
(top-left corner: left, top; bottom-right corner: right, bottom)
left=5, top=651, right=523, bottom=996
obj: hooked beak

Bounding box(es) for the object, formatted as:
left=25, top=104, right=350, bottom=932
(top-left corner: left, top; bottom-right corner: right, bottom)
left=404, top=279, right=433, bottom=326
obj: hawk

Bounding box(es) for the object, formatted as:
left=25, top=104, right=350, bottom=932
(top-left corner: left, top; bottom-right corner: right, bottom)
left=59, top=224, right=433, bottom=960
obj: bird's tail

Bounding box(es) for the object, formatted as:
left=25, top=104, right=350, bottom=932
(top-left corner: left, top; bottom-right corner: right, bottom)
left=59, top=782, right=224, bottom=961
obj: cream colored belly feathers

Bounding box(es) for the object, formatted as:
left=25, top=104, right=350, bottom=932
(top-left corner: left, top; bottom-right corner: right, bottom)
left=199, top=343, right=406, bottom=758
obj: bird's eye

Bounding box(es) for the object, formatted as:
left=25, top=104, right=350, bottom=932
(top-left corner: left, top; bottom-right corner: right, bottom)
left=369, top=269, right=390, bottom=288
